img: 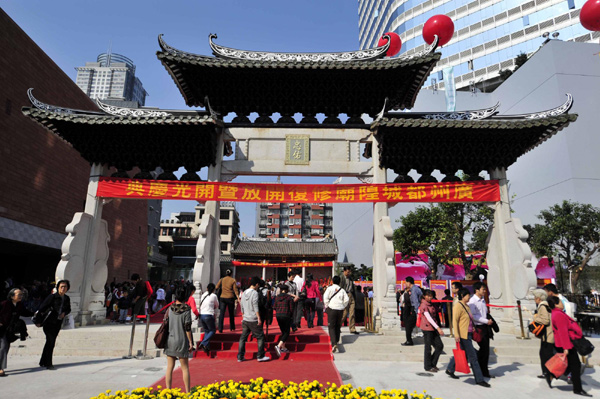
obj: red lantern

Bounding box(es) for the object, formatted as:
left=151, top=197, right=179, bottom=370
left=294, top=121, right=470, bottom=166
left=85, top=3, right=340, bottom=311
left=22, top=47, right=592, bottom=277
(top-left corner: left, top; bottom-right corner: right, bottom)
left=581, top=0, right=600, bottom=32
left=423, top=15, right=455, bottom=47
left=377, top=32, right=402, bottom=57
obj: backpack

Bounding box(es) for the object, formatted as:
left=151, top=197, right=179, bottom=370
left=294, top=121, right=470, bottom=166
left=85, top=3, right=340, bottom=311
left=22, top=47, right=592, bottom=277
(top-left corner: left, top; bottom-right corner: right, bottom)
left=529, top=304, right=551, bottom=339
left=258, top=288, right=269, bottom=310
left=528, top=321, right=547, bottom=338
left=258, top=288, right=273, bottom=325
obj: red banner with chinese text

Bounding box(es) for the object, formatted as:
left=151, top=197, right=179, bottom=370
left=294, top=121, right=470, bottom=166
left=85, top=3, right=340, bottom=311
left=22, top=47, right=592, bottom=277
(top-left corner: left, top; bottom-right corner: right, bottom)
left=96, top=178, right=500, bottom=203
left=232, top=261, right=334, bottom=268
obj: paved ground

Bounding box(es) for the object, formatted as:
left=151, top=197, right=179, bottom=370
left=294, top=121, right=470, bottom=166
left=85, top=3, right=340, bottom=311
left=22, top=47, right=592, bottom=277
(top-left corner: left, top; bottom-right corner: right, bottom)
left=6, top=353, right=600, bottom=399
left=3, top=355, right=167, bottom=399
left=335, top=360, right=600, bottom=399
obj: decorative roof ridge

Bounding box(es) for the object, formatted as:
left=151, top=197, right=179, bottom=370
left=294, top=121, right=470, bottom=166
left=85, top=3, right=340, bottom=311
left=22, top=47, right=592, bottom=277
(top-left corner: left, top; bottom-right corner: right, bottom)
left=96, top=99, right=173, bottom=117
left=158, top=34, right=214, bottom=60
left=208, top=33, right=391, bottom=62
left=95, top=99, right=214, bottom=119
left=26, top=89, right=216, bottom=121
left=502, top=93, right=573, bottom=120
left=379, top=94, right=573, bottom=123
left=27, top=88, right=103, bottom=115
left=384, top=102, right=500, bottom=121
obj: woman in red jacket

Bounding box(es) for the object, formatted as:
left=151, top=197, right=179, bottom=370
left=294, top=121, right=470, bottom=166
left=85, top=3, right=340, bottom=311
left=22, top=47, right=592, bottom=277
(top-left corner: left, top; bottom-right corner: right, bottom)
left=418, top=289, right=444, bottom=372
left=302, top=274, right=323, bottom=328
left=547, top=296, right=590, bottom=396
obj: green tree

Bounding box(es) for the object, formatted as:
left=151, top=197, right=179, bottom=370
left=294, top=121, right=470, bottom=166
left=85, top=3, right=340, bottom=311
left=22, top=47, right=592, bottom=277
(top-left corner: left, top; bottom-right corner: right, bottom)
left=356, top=264, right=373, bottom=281
left=393, top=203, right=494, bottom=277
left=498, top=69, right=513, bottom=81
left=525, top=200, right=600, bottom=293
left=498, top=52, right=528, bottom=81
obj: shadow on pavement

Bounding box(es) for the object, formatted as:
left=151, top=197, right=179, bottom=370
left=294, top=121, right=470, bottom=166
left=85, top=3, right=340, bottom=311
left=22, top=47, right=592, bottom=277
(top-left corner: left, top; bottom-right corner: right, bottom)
left=490, top=362, right=522, bottom=376
left=6, top=357, right=126, bottom=375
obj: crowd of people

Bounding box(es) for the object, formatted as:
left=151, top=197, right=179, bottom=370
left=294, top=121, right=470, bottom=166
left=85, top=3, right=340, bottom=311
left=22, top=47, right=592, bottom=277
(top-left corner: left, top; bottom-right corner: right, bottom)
left=149, top=266, right=368, bottom=392
left=0, top=279, right=71, bottom=377
left=3, top=269, right=587, bottom=396
left=396, top=277, right=591, bottom=396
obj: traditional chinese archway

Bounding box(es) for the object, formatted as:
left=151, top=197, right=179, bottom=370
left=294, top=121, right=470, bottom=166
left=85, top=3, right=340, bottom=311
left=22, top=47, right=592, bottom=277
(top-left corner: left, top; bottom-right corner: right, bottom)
left=22, top=34, right=576, bottom=333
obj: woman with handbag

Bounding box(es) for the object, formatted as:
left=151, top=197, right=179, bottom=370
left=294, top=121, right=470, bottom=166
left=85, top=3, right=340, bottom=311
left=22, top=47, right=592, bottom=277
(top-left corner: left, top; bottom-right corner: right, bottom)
left=546, top=296, right=590, bottom=396
left=419, top=289, right=444, bottom=372
left=445, top=288, right=490, bottom=387
left=0, top=288, right=33, bottom=377
left=531, top=289, right=555, bottom=379
left=38, top=280, right=71, bottom=370
left=164, top=286, right=194, bottom=393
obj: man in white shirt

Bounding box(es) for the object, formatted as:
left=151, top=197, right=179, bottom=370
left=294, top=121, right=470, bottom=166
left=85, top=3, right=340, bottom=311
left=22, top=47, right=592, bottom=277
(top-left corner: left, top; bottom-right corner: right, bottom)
left=155, top=285, right=166, bottom=311
left=544, top=283, right=575, bottom=318
left=468, top=282, right=494, bottom=379
left=324, top=275, right=349, bottom=353
left=293, top=269, right=305, bottom=328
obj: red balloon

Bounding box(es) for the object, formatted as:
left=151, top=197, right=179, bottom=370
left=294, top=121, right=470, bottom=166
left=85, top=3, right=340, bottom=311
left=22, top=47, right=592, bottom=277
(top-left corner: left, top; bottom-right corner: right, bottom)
left=422, top=15, right=455, bottom=47
left=377, top=32, right=402, bottom=57
left=581, top=0, right=600, bottom=31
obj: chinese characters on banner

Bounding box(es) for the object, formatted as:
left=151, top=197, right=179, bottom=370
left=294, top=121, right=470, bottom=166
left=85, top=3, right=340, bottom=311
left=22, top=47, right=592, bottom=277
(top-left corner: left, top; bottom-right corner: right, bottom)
left=96, top=178, right=500, bottom=203
left=232, top=261, right=334, bottom=268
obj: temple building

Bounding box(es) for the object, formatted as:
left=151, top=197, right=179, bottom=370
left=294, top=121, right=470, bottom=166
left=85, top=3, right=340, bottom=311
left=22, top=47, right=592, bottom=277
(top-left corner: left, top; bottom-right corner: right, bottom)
left=230, top=238, right=337, bottom=287
left=20, top=30, right=576, bottom=332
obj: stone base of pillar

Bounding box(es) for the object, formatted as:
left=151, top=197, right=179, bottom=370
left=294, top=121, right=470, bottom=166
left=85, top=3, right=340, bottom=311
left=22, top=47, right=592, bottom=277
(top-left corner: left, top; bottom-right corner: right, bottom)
left=375, top=298, right=401, bottom=333
left=490, top=298, right=536, bottom=338
left=72, top=308, right=107, bottom=326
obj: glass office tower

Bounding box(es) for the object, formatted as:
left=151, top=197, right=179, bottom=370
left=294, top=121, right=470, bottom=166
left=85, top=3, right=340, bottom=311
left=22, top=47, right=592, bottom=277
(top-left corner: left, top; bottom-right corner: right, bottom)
left=75, top=52, right=148, bottom=105
left=358, top=0, right=597, bottom=91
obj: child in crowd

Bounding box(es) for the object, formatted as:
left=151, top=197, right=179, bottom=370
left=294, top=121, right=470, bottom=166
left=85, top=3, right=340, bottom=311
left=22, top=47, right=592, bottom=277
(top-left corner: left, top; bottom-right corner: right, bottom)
left=118, top=290, right=132, bottom=323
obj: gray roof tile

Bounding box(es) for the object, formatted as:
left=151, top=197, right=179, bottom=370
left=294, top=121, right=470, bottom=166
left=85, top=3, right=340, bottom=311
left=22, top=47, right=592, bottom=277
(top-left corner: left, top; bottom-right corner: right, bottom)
left=231, top=240, right=338, bottom=257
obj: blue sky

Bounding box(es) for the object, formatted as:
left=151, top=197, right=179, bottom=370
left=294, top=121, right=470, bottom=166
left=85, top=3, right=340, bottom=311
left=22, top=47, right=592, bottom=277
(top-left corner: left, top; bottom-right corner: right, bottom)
left=4, top=0, right=368, bottom=236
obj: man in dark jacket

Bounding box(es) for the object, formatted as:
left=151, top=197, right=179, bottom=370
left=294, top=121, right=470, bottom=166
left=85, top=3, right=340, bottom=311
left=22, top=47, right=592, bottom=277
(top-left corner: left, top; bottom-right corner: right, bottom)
left=131, top=273, right=147, bottom=318
left=402, top=277, right=422, bottom=346
left=340, top=267, right=358, bottom=334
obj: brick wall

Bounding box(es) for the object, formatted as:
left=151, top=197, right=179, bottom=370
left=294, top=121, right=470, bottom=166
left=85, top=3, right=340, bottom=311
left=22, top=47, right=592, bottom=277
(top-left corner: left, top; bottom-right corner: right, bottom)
left=0, top=9, right=148, bottom=283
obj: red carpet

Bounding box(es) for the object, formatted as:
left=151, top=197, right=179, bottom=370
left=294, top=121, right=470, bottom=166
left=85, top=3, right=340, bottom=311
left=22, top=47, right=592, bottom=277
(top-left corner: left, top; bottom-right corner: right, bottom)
left=151, top=314, right=342, bottom=389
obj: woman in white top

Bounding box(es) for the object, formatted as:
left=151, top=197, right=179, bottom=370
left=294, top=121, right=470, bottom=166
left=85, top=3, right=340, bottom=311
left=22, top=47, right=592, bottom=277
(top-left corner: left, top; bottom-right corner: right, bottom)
left=323, top=276, right=349, bottom=353
left=198, top=283, right=219, bottom=355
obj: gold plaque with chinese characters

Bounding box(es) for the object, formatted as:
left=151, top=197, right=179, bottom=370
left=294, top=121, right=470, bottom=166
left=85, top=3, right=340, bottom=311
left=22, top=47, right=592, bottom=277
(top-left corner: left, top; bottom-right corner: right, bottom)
left=285, top=135, right=310, bottom=165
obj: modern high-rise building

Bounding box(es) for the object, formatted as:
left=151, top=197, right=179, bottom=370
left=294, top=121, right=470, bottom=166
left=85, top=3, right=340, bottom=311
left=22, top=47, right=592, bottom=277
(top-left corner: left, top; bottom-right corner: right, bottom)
left=255, top=203, right=333, bottom=239
left=75, top=52, right=148, bottom=105
left=358, top=0, right=597, bottom=91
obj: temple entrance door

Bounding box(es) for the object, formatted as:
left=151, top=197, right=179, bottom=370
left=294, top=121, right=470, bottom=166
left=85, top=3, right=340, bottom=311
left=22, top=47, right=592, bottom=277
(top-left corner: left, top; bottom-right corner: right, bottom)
left=276, top=267, right=288, bottom=282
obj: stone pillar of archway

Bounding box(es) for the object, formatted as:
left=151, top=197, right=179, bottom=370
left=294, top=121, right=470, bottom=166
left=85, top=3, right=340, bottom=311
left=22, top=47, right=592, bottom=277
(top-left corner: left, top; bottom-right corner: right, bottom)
left=486, top=167, right=537, bottom=334
left=193, top=128, right=224, bottom=305
left=371, top=133, right=398, bottom=331
left=55, top=163, right=110, bottom=326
